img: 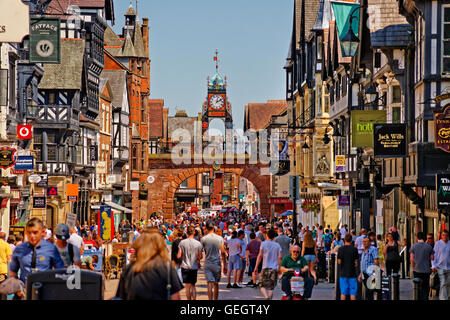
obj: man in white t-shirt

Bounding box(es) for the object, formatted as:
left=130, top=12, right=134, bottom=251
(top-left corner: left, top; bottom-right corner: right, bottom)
left=340, top=225, right=348, bottom=239
left=355, top=229, right=367, bottom=255
left=254, top=229, right=282, bottom=300
left=68, top=228, right=84, bottom=254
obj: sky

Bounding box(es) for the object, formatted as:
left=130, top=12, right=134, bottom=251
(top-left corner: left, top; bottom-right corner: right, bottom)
left=111, top=0, right=293, bottom=131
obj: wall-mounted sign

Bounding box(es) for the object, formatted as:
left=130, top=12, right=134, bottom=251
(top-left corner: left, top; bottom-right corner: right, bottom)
left=47, top=186, right=58, bottom=196
left=434, top=104, right=450, bottom=153
left=373, top=123, right=407, bottom=158
left=17, top=125, right=32, bottom=140
left=28, top=174, right=41, bottom=184
left=66, top=213, right=77, bottom=229
left=147, top=175, right=155, bottom=184
left=130, top=181, right=139, bottom=191
left=437, top=174, right=450, bottom=209
left=351, top=110, right=386, bottom=147
left=0, top=147, right=16, bottom=169
left=356, top=183, right=371, bottom=198
left=37, top=174, right=48, bottom=188
left=33, top=196, right=46, bottom=209
left=0, top=0, right=29, bottom=43
left=0, top=177, right=17, bottom=185
left=106, top=175, right=116, bottom=184
left=335, top=155, right=346, bottom=172
left=30, top=17, right=60, bottom=63
left=14, top=156, right=34, bottom=171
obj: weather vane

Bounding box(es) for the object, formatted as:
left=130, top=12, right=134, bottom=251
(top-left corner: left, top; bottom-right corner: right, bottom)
left=214, top=49, right=219, bottom=71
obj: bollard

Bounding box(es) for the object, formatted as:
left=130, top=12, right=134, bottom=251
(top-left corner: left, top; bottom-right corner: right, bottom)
left=392, top=273, right=400, bottom=300
left=413, top=278, right=422, bottom=300
left=328, top=253, right=336, bottom=283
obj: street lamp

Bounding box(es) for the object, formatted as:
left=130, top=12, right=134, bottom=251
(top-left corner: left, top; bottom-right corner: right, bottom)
left=341, top=7, right=361, bottom=57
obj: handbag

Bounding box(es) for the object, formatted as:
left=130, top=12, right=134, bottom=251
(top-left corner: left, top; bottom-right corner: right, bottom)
left=430, top=271, right=440, bottom=291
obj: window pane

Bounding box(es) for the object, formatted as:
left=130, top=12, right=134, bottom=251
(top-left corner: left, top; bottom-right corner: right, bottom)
left=392, top=86, right=401, bottom=104
left=34, top=133, right=42, bottom=144
left=48, top=145, right=57, bottom=161
left=392, top=107, right=401, bottom=123
left=445, top=24, right=450, bottom=39
left=444, top=58, right=450, bottom=73
left=34, top=145, right=42, bottom=161
left=47, top=133, right=56, bottom=143
left=445, top=41, right=450, bottom=56
left=445, top=8, right=450, bottom=22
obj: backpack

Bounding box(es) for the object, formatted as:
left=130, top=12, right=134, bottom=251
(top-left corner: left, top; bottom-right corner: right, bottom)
left=323, top=234, right=332, bottom=246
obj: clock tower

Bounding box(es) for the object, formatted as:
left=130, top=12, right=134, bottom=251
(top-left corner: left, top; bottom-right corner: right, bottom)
left=201, top=50, right=233, bottom=135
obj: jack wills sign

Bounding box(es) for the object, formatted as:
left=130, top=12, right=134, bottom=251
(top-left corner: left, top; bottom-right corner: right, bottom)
left=434, top=105, right=450, bottom=153
left=373, top=124, right=407, bottom=158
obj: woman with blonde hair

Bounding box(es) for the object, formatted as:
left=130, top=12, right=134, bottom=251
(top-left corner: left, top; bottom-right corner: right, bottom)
left=115, top=228, right=183, bottom=300
left=302, top=230, right=318, bottom=283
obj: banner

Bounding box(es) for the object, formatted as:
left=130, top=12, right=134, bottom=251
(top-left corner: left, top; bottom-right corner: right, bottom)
left=437, top=174, right=450, bottom=209
left=331, top=1, right=360, bottom=54
left=98, top=206, right=114, bottom=241
left=37, top=173, right=48, bottom=188
left=30, top=17, right=60, bottom=63
left=373, top=123, right=407, bottom=158
left=434, top=104, right=450, bottom=153
left=351, top=110, right=386, bottom=147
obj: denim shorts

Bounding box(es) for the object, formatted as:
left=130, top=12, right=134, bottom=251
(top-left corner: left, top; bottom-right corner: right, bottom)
left=228, top=254, right=242, bottom=271
left=304, top=254, right=316, bottom=263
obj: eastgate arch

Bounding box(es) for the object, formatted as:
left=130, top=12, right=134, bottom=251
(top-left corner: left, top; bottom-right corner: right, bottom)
left=146, top=155, right=270, bottom=221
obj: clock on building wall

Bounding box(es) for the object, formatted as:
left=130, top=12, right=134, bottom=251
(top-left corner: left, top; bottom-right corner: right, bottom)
left=209, top=94, right=225, bottom=110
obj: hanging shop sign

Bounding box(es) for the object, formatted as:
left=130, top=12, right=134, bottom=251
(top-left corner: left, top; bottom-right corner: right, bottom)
left=0, top=0, right=29, bottom=43
left=338, top=195, right=350, bottom=208
left=98, top=206, right=114, bottom=242
left=14, top=156, right=34, bottom=171
left=0, top=177, right=17, bottom=185
left=28, top=174, right=41, bottom=184
left=66, top=212, right=77, bottom=229
left=437, top=174, right=450, bottom=209
left=0, top=147, right=16, bottom=169
left=434, top=104, right=450, bottom=153
left=373, top=123, right=407, bottom=158
left=147, top=175, right=155, bottom=184
left=355, top=183, right=371, bottom=198
left=17, top=125, right=32, bottom=140
left=270, top=160, right=290, bottom=176
left=33, top=196, right=46, bottom=209
left=67, top=184, right=79, bottom=202
left=30, top=17, right=60, bottom=63
left=90, top=145, right=99, bottom=162
left=335, top=155, right=346, bottom=173
left=37, top=174, right=48, bottom=188
left=351, top=110, right=386, bottom=147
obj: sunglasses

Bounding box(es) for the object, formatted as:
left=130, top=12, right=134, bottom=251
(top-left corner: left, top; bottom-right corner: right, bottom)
left=292, top=251, right=300, bottom=253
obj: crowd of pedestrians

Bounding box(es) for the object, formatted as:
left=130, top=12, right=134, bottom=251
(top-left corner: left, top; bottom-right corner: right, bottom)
left=0, top=210, right=448, bottom=301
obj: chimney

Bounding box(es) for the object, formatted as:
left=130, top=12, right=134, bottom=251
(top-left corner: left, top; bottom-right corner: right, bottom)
left=142, top=18, right=149, bottom=58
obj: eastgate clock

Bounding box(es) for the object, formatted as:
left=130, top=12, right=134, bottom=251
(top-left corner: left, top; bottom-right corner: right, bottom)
left=209, top=94, right=224, bottom=109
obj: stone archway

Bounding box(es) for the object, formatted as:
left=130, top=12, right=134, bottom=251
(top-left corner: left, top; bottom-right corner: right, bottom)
left=147, top=158, right=270, bottom=221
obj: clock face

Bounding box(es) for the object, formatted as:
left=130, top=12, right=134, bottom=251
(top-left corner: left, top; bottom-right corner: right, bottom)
left=209, top=94, right=225, bottom=109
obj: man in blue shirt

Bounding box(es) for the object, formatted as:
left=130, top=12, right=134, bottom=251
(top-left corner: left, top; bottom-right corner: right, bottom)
left=10, top=218, right=65, bottom=285
left=359, top=237, right=379, bottom=300
left=432, top=229, right=450, bottom=300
